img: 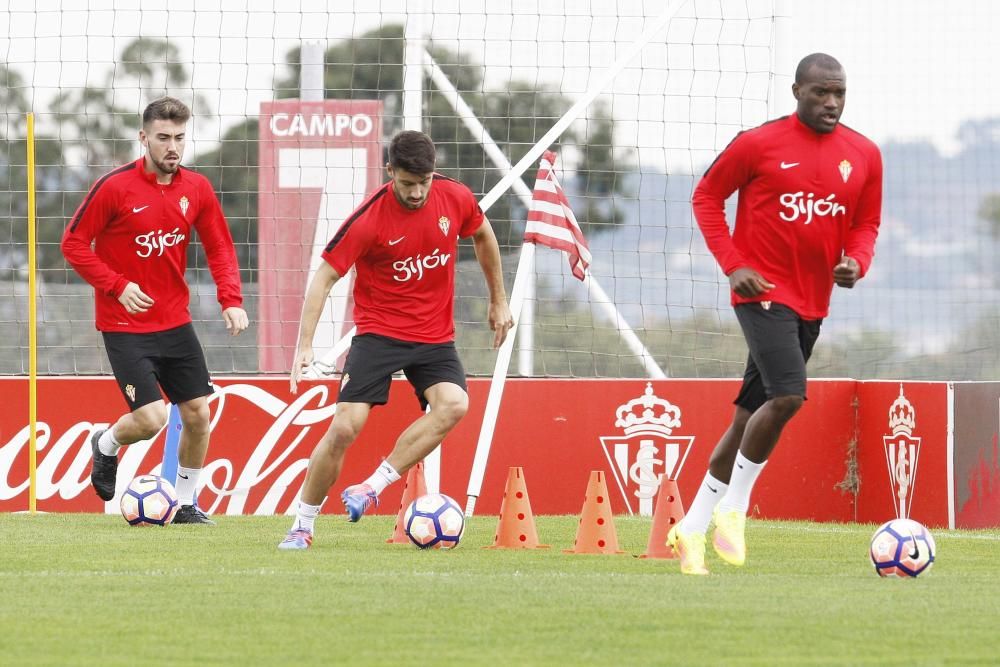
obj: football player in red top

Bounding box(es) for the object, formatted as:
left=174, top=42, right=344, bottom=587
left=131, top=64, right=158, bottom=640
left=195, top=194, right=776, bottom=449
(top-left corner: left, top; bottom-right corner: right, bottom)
left=278, top=130, right=513, bottom=550
left=667, top=54, right=883, bottom=573
left=62, top=97, right=248, bottom=524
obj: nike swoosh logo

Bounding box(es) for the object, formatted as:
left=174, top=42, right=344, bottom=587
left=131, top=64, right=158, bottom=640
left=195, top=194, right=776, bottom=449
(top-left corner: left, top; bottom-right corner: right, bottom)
left=388, top=236, right=405, bottom=246
left=707, top=484, right=718, bottom=493
left=779, top=161, right=799, bottom=169
left=907, top=527, right=921, bottom=560
left=132, top=205, right=149, bottom=213
left=736, top=462, right=744, bottom=470
left=178, top=473, right=189, bottom=479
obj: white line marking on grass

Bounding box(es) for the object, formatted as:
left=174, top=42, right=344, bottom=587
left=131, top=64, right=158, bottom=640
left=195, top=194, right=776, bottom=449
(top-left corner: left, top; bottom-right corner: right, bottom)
left=0, top=568, right=307, bottom=578
left=755, top=522, right=1000, bottom=541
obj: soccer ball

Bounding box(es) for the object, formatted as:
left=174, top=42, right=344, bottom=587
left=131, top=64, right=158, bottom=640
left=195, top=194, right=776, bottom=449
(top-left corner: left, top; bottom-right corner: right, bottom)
left=404, top=493, right=465, bottom=549
left=120, top=475, right=179, bottom=527
left=869, top=518, right=936, bottom=578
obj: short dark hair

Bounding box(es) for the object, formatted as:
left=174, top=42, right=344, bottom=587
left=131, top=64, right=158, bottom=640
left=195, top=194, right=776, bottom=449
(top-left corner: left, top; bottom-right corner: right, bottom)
left=795, top=53, right=843, bottom=83
left=142, top=97, right=191, bottom=127
left=389, top=130, right=436, bottom=174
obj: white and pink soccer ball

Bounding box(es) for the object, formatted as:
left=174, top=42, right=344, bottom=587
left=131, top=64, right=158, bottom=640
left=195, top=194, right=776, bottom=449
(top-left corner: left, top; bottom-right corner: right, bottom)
left=869, top=518, right=936, bottom=578
left=120, top=475, right=179, bottom=527
left=404, top=493, right=465, bottom=549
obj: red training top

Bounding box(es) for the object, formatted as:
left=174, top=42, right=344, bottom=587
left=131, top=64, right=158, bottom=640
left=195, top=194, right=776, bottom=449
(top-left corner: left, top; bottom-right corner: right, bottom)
left=322, top=174, right=484, bottom=343
left=61, top=158, right=243, bottom=333
left=692, top=113, right=883, bottom=319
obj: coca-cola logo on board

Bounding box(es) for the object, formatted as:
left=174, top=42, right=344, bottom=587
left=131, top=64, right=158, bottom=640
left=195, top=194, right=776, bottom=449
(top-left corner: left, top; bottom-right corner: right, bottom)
left=0, top=383, right=338, bottom=515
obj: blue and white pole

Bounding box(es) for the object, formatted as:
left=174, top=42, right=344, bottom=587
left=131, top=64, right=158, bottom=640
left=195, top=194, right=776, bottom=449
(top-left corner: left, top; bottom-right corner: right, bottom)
left=160, top=403, right=182, bottom=487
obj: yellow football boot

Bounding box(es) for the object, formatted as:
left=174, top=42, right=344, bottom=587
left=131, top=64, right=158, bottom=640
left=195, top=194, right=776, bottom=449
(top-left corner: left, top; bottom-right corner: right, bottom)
left=712, top=509, right=747, bottom=566
left=666, top=524, right=709, bottom=575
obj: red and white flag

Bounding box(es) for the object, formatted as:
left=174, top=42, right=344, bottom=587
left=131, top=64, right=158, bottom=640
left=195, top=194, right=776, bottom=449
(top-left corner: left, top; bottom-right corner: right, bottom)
left=523, top=150, right=591, bottom=281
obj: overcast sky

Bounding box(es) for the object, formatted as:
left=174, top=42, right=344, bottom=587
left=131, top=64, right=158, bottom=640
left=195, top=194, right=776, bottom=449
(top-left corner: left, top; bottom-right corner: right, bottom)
left=3, top=0, right=997, bottom=165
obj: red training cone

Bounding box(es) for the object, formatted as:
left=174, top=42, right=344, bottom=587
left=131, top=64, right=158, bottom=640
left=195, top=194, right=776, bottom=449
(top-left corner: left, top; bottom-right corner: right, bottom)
left=485, top=467, right=549, bottom=549
left=564, top=470, right=625, bottom=555
left=386, top=461, right=428, bottom=544
left=638, top=474, right=686, bottom=559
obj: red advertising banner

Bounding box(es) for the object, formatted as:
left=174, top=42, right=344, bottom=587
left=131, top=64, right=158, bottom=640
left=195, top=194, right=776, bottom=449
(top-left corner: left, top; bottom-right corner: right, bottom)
left=256, top=99, right=384, bottom=372
left=951, top=382, right=1000, bottom=528
left=2, top=377, right=904, bottom=523
left=854, top=382, right=949, bottom=527
left=476, top=379, right=860, bottom=521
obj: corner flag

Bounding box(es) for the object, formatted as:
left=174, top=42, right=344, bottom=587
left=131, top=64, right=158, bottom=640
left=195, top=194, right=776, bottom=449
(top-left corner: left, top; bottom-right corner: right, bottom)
left=523, top=151, right=591, bottom=280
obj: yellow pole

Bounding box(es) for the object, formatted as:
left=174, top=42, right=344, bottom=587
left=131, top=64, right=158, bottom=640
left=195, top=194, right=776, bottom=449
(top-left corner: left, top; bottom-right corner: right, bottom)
left=26, top=112, right=38, bottom=514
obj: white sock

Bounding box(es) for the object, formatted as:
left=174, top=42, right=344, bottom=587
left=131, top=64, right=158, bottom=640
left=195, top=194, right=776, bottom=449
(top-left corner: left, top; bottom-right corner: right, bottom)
left=98, top=428, right=122, bottom=457
left=290, top=500, right=323, bottom=534
left=174, top=465, right=201, bottom=506
left=679, top=472, right=729, bottom=534
left=717, top=451, right=766, bottom=514
left=363, top=460, right=401, bottom=495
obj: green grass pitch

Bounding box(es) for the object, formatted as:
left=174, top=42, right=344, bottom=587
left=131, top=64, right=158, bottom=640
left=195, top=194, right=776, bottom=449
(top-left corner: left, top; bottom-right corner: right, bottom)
left=1, top=513, right=997, bottom=666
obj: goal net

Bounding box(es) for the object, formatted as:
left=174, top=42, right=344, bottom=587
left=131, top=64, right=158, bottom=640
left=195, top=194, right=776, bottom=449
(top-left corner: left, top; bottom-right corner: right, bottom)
left=5, top=1, right=985, bottom=381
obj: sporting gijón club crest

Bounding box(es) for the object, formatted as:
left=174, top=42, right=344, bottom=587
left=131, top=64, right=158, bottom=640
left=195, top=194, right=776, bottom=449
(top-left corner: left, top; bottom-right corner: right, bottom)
left=599, top=382, right=694, bottom=516
left=883, top=384, right=921, bottom=519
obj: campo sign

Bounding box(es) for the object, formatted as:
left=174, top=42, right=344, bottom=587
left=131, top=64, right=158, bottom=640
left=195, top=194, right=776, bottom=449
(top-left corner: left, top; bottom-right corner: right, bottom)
left=256, top=100, right=384, bottom=372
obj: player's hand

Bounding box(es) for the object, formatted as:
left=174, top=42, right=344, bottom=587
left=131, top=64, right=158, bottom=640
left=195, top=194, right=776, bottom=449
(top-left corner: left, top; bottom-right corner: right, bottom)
left=488, top=299, right=515, bottom=349
left=833, top=256, right=861, bottom=288
left=290, top=347, right=314, bottom=395
left=118, top=282, right=154, bottom=314
left=222, top=307, right=249, bottom=336
left=728, top=268, right=775, bottom=298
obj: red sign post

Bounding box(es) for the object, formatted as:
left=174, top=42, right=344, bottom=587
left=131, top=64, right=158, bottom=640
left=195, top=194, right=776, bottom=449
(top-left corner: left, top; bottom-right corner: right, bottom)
left=257, top=100, right=384, bottom=372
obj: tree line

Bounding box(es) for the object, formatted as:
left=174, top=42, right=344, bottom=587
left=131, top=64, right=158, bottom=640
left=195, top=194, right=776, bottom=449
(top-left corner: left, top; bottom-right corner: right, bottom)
left=1, top=27, right=627, bottom=284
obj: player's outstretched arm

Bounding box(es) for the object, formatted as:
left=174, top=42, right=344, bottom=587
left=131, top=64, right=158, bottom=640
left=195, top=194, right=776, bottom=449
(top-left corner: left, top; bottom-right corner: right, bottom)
left=691, top=132, right=755, bottom=275
left=471, top=218, right=513, bottom=349
left=290, top=262, right=341, bottom=394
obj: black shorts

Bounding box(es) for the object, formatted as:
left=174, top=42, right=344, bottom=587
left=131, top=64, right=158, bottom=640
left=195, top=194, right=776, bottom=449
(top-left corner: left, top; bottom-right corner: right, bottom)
left=102, top=323, right=214, bottom=410
left=338, top=333, right=467, bottom=410
left=733, top=303, right=822, bottom=413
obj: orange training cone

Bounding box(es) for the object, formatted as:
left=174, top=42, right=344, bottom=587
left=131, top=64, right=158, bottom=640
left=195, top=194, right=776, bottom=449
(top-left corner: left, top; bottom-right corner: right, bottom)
left=563, top=470, right=626, bottom=555
left=638, top=474, right=686, bottom=559
left=386, top=461, right=428, bottom=544
left=485, top=467, right=549, bottom=549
